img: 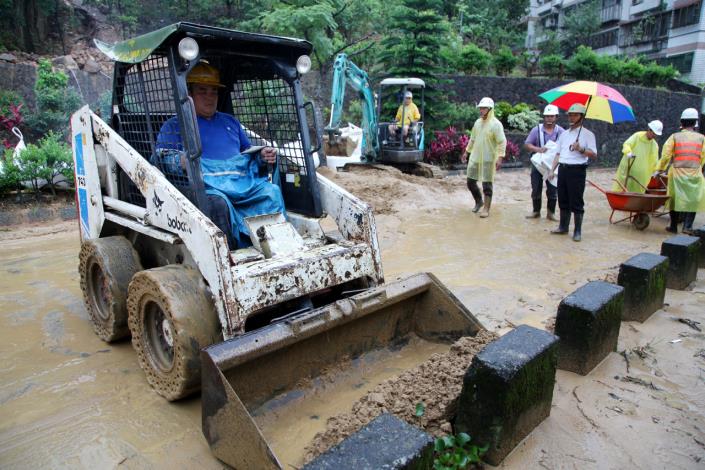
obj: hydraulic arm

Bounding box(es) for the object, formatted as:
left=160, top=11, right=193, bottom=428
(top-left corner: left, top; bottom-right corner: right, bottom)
left=324, top=53, right=379, bottom=159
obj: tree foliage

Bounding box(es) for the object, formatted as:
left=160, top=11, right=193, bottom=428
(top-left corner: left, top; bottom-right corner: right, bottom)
left=560, top=0, right=601, bottom=54
left=25, top=59, right=81, bottom=139
left=458, top=43, right=491, bottom=75
left=377, top=0, right=448, bottom=119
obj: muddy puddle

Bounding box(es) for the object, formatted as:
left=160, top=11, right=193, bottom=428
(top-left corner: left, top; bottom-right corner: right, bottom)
left=1, top=168, right=704, bottom=468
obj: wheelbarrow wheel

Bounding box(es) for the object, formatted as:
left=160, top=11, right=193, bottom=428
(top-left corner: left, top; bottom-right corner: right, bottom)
left=127, top=265, right=222, bottom=401
left=633, top=213, right=650, bottom=231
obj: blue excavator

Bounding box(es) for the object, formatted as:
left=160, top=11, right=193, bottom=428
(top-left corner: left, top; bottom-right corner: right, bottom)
left=323, top=53, right=428, bottom=170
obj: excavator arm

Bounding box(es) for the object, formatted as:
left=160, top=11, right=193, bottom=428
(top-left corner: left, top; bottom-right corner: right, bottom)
left=324, top=53, right=379, bottom=159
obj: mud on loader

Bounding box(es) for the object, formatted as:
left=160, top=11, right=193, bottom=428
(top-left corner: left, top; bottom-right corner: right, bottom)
left=72, top=23, right=484, bottom=469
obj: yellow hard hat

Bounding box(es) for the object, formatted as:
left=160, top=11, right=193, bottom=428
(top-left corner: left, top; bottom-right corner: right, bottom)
left=187, top=62, right=225, bottom=88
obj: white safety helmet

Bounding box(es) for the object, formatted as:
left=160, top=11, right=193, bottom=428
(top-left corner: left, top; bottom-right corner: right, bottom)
left=543, top=104, right=559, bottom=116
left=477, top=97, right=494, bottom=109
left=404, top=90, right=413, bottom=98
left=681, top=108, right=698, bottom=120
left=647, top=120, right=663, bottom=136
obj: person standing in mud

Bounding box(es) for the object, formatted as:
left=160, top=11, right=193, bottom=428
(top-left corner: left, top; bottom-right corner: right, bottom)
left=547, top=103, right=597, bottom=242
left=524, top=104, right=564, bottom=220
left=655, top=108, right=705, bottom=234
left=461, top=97, right=507, bottom=218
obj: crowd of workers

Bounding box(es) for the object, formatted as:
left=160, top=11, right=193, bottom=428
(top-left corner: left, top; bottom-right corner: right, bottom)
left=461, top=97, right=705, bottom=241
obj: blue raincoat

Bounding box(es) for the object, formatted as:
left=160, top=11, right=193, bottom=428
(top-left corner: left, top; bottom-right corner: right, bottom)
left=156, top=112, right=286, bottom=247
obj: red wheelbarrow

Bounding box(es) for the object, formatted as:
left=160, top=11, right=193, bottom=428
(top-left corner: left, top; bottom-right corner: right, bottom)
left=588, top=172, right=669, bottom=230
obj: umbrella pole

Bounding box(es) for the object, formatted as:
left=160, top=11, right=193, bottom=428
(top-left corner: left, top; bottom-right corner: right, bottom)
left=575, top=95, right=591, bottom=143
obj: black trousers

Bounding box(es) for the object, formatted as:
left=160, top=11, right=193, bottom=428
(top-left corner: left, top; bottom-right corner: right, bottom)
left=557, top=164, right=587, bottom=214
left=530, top=166, right=557, bottom=212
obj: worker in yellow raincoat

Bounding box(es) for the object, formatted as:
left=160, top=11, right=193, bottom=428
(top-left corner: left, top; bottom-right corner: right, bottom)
left=612, top=120, right=662, bottom=193
left=655, top=108, right=705, bottom=234
left=460, top=97, right=507, bottom=218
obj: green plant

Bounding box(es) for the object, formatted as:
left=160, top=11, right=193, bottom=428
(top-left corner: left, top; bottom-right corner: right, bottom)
left=433, top=433, right=488, bottom=470
left=621, top=58, right=645, bottom=84
left=539, top=54, right=564, bottom=78
left=459, top=43, right=492, bottom=75
left=0, top=148, right=21, bottom=196
left=508, top=109, right=541, bottom=132
left=25, top=59, right=81, bottom=139
left=641, top=61, right=678, bottom=87
left=493, top=101, right=513, bottom=125
left=596, top=54, right=623, bottom=84
left=565, top=45, right=599, bottom=80
left=435, top=102, right=480, bottom=132
left=16, top=132, right=73, bottom=195
left=493, top=46, right=518, bottom=76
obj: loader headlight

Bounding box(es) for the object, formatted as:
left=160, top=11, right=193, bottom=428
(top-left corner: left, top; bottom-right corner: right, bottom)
left=178, top=37, right=199, bottom=61
left=296, top=55, right=312, bottom=75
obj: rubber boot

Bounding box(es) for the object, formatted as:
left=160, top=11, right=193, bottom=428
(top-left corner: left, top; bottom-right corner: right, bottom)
left=551, top=210, right=570, bottom=234
left=467, top=180, right=483, bottom=213
left=526, top=199, right=540, bottom=219
left=479, top=196, right=492, bottom=218
left=572, top=212, right=583, bottom=242
left=682, top=212, right=695, bottom=234
left=546, top=199, right=557, bottom=221
left=666, top=211, right=679, bottom=233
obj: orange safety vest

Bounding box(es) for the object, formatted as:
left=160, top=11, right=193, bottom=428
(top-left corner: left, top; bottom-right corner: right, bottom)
left=673, top=132, right=704, bottom=169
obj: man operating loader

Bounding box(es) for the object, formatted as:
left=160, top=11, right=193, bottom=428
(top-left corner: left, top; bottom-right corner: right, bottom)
left=611, top=120, right=662, bottom=193
left=156, top=62, right=286, bottom=247
left=461, top=97, right=507, bottom=218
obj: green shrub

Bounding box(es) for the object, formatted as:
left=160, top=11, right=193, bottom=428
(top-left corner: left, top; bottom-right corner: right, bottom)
left=25, top=59, right=81, bottom=139
left=508, top=109, right=542, bottom=132
left=433, top=433, right=488, bottom=470
left=16, top=132, right=73, bottom=195
left=621, top=58, right=645, bottom=84
left=435, top=102, right=480, bottom=132
left=641, top=62, right=678, bottom=87
left=493, top=46, right=518, bottom=76
left=539, top=54, right=564, bottom=77
left=565, top=45, right=599, bottom=80
left=0, top=148, right=21, bottom=196
left=493, top=101, right=513, bottom=126
left=459, top=43, right=492, bottom=75
left=596, top=55, right=623, bottom=84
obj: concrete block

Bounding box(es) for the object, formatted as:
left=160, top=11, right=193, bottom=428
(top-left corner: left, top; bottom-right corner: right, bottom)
left=303, top=413, right=433, bottom=470
left=693, top=225, right=705, bottom=268
left=555, top=281, right=623, bottom=375
left=618, top=253, right=668, bottom=322
left=660, top=235, right=701, bottom=290
left=455, top=325, right=559, bottom=466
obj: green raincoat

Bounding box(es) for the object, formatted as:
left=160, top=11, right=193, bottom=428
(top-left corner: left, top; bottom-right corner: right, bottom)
left=611, top=131, right=659, bottom=193
left=465, top=109, right=507, bottom=182
left=656, top=130, right=705, bottom=212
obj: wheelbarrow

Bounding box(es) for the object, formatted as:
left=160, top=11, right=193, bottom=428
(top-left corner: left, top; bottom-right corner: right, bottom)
left=588, top=173, right=669, bottom=230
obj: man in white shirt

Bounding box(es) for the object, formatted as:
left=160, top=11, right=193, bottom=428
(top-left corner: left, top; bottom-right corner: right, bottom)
left=547, top=103, right=598, bottom=242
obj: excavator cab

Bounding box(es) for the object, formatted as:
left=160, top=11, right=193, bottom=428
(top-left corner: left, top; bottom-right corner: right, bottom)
left=378, top=78, right=425, bottom=164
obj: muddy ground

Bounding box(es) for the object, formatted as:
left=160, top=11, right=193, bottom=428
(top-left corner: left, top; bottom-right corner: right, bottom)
left=1, top=167, right=704, bottom=469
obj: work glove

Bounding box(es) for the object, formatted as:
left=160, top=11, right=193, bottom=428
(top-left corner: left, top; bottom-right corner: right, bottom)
left=627, top=153, right=635, bottom=159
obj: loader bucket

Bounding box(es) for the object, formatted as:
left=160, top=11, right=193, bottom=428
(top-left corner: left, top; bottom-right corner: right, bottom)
left=201, top=272, right=485, bottom=469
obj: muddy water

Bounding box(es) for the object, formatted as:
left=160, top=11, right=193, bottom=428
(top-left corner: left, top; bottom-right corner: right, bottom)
left=254, top=337, right=449, bottom=468
left=0, top=169, right=703, bottom=468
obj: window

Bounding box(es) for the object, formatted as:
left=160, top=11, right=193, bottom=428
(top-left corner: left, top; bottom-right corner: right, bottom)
left=589, top=29, right=619, bottom=48
left=658, top=52, right=695, bottom=74
left=672, top=2, right=702, bottom=29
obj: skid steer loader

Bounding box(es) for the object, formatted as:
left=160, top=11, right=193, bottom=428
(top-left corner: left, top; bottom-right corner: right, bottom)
left=72, top=23, right=485, bottom=469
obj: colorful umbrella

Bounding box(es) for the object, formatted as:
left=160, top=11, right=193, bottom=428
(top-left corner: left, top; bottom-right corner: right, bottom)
left=539, top=81, right=636, bottom=123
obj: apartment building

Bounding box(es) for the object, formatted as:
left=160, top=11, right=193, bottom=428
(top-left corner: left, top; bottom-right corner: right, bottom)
left=525, top=0, right=705, bottom=84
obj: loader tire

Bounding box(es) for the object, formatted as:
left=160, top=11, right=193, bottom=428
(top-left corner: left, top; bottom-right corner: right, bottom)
left=127, top=265, right=222, bottom=401
left=79, top=236, right=142, bottom=342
